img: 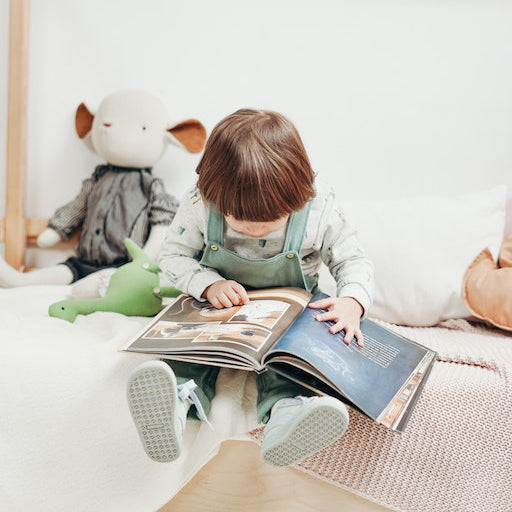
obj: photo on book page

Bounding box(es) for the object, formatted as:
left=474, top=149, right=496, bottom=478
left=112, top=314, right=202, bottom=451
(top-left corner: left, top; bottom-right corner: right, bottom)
left=164, top=296, right=240, bottom=323
left=141, top=321, right=217, bottom=341
left=192, top=323, right=271, bottom=351
left=227, top=300, right=289, bottom=329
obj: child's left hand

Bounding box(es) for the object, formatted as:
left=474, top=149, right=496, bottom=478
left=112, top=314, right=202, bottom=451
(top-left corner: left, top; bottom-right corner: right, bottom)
left=308, top=297, right=364, bottom=346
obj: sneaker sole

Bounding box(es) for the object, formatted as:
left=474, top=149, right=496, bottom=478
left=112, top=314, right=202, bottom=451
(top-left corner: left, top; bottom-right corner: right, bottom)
left=261, top=401, right=349, bottom=467
left=127, top=361, right=181, bottom=463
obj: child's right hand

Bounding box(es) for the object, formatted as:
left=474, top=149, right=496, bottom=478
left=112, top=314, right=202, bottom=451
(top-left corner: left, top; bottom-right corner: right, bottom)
left=202, top=280, right=250, bottom=309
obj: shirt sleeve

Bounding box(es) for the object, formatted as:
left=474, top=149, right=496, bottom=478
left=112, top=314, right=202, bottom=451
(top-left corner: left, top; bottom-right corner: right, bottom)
left=319, top=191, right=374, bottom=318
left=47, top=178, right=94, bottom=240
left=158, top=188, right=225, bottom=300
left=148, top=178, right=179, bottom=226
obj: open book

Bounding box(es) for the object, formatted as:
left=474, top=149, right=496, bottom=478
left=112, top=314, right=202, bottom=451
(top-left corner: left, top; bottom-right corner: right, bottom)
left=123, top=287, right=436, bottom=432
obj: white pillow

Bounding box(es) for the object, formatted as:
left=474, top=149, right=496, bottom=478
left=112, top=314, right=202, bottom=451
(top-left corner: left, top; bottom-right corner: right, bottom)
left=332, top=186, right=507, bottom=326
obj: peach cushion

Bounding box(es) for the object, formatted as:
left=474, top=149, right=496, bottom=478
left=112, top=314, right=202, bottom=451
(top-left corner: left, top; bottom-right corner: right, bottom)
left=498, top=235, right=512, bottom=268
left=463, top=235, right=512, bottom=331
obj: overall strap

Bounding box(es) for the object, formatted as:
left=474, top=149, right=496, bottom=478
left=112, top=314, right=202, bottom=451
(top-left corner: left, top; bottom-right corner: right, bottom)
left=283, top=201, right=312, bottom=253
left=207, top=204, right=225, bottom=245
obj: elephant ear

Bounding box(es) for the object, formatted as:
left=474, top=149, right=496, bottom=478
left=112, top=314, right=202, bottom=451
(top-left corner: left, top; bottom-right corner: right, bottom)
left=166, top=119, right=207, bottom=153
left=75, top=102, right=96, bottom=152
left=75, top=103, right=94, bottom=138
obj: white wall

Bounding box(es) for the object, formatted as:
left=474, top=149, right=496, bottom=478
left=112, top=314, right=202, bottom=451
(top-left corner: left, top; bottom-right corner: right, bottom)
left=1, top=0, right=512, bottom=266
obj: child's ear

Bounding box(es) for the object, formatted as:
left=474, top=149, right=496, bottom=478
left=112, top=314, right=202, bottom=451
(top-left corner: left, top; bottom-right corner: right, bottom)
left=165, top=119, right=207, bottom=153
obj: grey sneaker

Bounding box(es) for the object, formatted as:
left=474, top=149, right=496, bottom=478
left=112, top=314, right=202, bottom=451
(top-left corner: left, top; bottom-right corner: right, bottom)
left=260, top=395, right=349, bottom=467
left=127, top=361, right=187, bottom=463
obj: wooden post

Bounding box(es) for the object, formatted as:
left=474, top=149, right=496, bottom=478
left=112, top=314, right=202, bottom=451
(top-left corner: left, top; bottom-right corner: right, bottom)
left=5, top=0, right=30, bottom=269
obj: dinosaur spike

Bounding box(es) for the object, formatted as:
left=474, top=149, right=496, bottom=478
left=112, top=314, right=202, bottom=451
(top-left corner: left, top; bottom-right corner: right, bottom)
left=124, top=238, right=145, bottom=262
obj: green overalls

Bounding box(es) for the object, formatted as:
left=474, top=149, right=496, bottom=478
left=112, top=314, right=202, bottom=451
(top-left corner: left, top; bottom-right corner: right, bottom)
left=165, top=203, right=317, bottom=424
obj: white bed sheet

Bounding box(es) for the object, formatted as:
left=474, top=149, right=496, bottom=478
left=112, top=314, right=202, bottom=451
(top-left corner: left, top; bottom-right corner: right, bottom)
left=0, top=285, right=259, bottom=512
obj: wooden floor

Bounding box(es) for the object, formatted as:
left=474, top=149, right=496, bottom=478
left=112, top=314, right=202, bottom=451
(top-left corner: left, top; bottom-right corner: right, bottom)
left=160, top=440, right=390, bottom=512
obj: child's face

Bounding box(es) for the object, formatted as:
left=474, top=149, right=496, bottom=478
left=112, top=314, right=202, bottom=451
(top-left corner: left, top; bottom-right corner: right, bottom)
left=225, top=214, right=289, bottom=238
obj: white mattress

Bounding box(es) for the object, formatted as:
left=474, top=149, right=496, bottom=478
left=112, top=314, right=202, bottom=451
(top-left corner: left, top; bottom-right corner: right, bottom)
left=0, top=285, right=259, bottom=512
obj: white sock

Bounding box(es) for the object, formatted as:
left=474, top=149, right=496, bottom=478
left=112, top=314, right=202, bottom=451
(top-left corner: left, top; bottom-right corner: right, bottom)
left=0, top=257, right=73, bottom=287
left=70, top=268, right=116, bottom=299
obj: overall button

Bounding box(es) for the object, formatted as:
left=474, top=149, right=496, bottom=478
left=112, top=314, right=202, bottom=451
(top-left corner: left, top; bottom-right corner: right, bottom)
left=211, top=244, right=219, bottom=251
left=286, top=253, right=295, bottom=259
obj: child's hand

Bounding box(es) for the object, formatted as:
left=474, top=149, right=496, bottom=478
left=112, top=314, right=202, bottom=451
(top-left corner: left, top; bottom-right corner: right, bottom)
left=309, top=297, right=364, bottom=346
left=202, top=280, right=250, bottom=309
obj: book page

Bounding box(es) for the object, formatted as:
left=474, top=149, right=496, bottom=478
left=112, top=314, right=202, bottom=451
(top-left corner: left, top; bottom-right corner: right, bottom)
left=264, top=295, right=436, bottom=428
left=123, top=287, right=312, bottom=367
left=343, top=331, right=400, bottom=368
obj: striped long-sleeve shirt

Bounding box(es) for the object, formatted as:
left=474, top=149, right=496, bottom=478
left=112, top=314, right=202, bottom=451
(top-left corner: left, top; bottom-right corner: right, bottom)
left=49, top=164, right=178, bottom=265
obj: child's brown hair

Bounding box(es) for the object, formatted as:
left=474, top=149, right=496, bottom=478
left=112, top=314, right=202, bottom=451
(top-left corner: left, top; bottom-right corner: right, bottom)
left=196, top=109, right=315, bottom=222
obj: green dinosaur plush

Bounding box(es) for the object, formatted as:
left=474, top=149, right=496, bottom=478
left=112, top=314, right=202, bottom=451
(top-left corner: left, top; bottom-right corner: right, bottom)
left=49, top=239, right=181, bottom=322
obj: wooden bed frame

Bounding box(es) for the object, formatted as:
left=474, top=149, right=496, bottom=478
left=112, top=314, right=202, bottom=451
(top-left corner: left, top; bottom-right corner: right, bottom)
left=2, top=0, right=31, bottom=270
left=1, top=2, right=388, bottom=510
left=160, top=440, right=388, bottom=512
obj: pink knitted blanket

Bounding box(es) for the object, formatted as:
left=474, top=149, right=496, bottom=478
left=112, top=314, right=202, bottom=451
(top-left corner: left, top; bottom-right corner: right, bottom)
left=249, top=320, right=512, bottom=512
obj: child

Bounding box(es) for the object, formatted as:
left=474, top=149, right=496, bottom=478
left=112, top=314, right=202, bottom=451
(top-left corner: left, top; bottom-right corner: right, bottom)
left=127, top=109, right=374, bottom=467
